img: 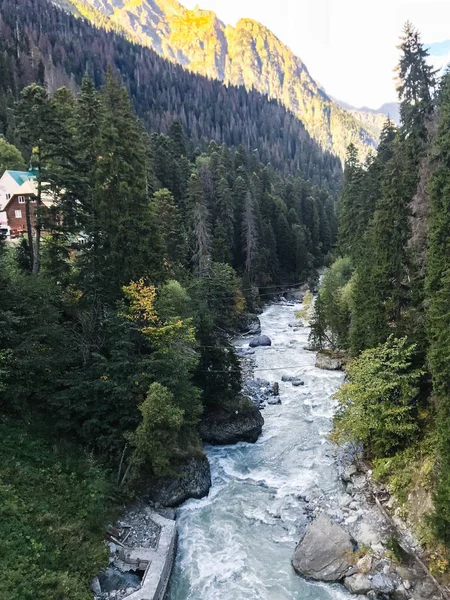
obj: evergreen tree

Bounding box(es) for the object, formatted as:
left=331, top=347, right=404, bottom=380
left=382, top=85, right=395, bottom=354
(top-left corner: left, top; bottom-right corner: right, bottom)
left=188, top=174, right=212, bottom=277
left=426, top=72, right=450, bottom=543
left=81, top=72, right=163, bottom=300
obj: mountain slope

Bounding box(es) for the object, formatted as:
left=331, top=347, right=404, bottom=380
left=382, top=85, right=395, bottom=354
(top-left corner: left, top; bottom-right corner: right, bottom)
left=55, top=0, right=382, bottom=161
left=0, top=0, right=342, bottom=192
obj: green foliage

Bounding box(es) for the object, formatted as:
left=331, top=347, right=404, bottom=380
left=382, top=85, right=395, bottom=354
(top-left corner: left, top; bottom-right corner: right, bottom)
left=0, top=137, right=25, bottom=172
left=127, top=383, right=185, bottom=479
left=426, top=71, right=450, bottom=545
left=333, top=337, right=422, bottom=458
left=0, top=422, right=118, bottom=600
left=309, top=257, right=353, bottom=351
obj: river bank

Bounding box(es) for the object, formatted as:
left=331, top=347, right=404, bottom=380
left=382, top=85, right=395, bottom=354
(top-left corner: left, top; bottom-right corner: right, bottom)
left=94, top=300, right=444, bottom=600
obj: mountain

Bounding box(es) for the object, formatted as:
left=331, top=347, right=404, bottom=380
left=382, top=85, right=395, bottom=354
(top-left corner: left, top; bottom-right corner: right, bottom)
left=53, top=0, right=379, bottom=162
left=0, top=0, right=342, bottom=193
left=334, top=98, right=400, bottom=140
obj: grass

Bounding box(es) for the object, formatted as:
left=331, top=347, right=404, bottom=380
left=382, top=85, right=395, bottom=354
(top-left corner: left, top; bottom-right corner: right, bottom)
left=0, top=421, right=122, bottom=600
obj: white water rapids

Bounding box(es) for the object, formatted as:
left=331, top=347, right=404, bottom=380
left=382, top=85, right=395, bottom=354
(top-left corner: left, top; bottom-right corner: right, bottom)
left=167, top=302, right=353, bottom=600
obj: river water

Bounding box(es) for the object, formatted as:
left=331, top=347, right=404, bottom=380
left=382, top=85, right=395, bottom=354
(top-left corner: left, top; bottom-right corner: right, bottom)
left=167, top=302, right=351, bottom=600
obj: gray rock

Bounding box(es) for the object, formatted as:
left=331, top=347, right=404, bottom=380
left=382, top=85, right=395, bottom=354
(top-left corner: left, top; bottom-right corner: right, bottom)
left=199, top=399, right=264, bottom=445
left=414, top=580, right=438, bottom=598
left=341, top=464, right=358, bottom=482
left=292, top=381, right=305, bottom=387
left=267, top=397, right=282, bottom=405
left=292, top=513, right=354, bottom=582
left=236, top=313, right=261, bottom=336
left=249, top=335, right=272, bottom=348
left=281, top=375, right=304, bottom=383
left=147, top=455, right=212, bottom=507
left=372, top=573, right=396, bottom=594
left=344, top=573, right=372, bottom=594
left=315, top=351, right=344, bottom=370
left=91, top=576, right=102, bottom=595
left=289, top=320, right=304, bottom=328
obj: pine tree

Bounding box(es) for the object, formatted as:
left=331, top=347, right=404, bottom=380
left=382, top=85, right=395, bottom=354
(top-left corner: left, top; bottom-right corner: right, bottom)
left=338, top=143, right=364, bottom=259
left=188, top=173, right=212, bottom=277
left=242, top=191, right=258, bottom=281
left=82, top=71, right=163, bottom=300
left=212, top=177, right=235, bottom=264
left=16, top=84, right=55, bottom=273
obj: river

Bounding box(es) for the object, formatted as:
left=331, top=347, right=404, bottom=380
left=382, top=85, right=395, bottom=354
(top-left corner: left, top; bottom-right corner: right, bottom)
left=167, top=302, right=352, bottom=600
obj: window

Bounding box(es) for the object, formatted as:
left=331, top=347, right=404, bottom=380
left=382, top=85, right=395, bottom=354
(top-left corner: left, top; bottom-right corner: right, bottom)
left=5, top=193, right=10, bottom=200
left=15, top=210, right=22, bottom=219
left=18, top=196, right=26, bottom=204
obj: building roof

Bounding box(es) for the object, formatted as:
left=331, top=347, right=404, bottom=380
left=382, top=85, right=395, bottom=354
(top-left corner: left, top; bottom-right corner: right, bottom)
left=5, top=170, right=38, bottom=186
left=5, top=180, right=55, bottom=210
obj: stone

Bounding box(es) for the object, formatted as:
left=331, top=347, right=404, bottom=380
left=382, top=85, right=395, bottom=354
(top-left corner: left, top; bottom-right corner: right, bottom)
left=292, top=513, right=354, bottom=582
left=199, top=398, right=264, bottom=445
left=341, top=464, right=357, bottom=482
left=371, top=573, right=396, bottom=594
left=236, top=313, right=261, bottom=336
left=267, top=397, right=282, bottom=405
left=315, top=350, right=344, bottom=370
left=414, top=580, right=438, bottom=598
left=249, top=335, right=272, bottom=348
left=281, top=375, right=303, bottom=383
left=272, top=382, right=279, bottom=396
left=393, top=584, right=409, bottom=599
left=344, top=573, right=372, bottom=594
left=356, top=554, right=372, bottom=574
left=292, top=381, right=305, bottom=387
left=147, top=455, right=212, bottom=507
left=90, top=576, right=102, bottom=595
left=289, top=320, right=304, bottom=328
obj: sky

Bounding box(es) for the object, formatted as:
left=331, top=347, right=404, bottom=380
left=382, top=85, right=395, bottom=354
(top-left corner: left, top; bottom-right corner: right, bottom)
left=180, top=0, right=450, bottom=110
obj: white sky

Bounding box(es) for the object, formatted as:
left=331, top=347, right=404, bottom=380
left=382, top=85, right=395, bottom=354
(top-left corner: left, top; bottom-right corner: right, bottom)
left=180, top=0, right=450, bottom=109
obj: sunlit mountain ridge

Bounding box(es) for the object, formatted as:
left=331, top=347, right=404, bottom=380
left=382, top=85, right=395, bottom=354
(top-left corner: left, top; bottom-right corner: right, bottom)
left=54, top=0, right=391, bottom=161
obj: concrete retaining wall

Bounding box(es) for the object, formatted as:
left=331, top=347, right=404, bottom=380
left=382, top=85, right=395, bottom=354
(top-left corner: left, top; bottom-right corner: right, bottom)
left=122, top=510, right=177, bottom=600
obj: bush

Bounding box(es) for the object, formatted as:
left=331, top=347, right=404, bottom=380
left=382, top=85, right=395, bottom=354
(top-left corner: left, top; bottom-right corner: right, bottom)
left=333, top=336, right=422, bottom=457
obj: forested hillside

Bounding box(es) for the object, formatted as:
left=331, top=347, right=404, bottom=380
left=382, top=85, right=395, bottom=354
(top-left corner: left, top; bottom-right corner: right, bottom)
left=311, top=23, right=450, bottom=572
left=0, top=0, right=342, bottom=193
left=52, top=0, right=382, bottom=162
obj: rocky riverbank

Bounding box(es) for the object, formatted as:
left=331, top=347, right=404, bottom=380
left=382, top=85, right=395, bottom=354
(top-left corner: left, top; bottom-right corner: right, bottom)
left=292, top=448, right=443, bottom=600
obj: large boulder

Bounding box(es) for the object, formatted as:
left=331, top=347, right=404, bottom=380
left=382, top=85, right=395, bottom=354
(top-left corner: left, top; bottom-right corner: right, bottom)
left=344, top=573, right=372, bottom=594
left=371, top=573, right=396, bottom=594
left=249, top=335, right=272, bottom=348
left=147, top=455, right=211, bottom=507
left=199, top=398, right=264, bottom=445
left=315, top=350, right=344, bottom=371
left=236, top=313, right=261, bottom=336
left=292, top=513, right=354, bottom=582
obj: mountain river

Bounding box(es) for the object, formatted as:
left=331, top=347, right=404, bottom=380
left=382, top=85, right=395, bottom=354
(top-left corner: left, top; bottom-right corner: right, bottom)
left=167, top=302, right=352, bottom=600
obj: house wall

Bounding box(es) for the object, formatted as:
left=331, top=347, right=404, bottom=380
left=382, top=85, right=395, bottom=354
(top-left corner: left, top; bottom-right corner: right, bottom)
left=5, top=194, right=37, bottom=237
left=0, top=172, right=19, bottom=211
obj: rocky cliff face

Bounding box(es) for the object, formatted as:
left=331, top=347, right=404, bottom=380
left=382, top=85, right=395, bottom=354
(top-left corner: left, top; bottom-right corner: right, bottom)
left=59, top=0, right=384, bottom=162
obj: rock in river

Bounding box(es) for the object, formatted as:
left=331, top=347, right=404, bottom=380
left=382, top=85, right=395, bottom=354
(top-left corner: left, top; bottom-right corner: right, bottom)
left=147, top=455, right=212, bottom=507
left=315, top=350, right=344, bottom=371
left=236, top=313, right=262, bottom=336
left=199, top=398, right=264, bottom=445
left=249, top=335, right=272, bottom=348
left=292, top=513, right=354, bottom=582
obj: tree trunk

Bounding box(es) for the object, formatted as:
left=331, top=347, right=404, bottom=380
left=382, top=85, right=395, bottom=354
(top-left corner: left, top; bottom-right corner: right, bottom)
left=25, top=197, right=34, bottom=269
left=32, top=158, right=42, bottom=274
